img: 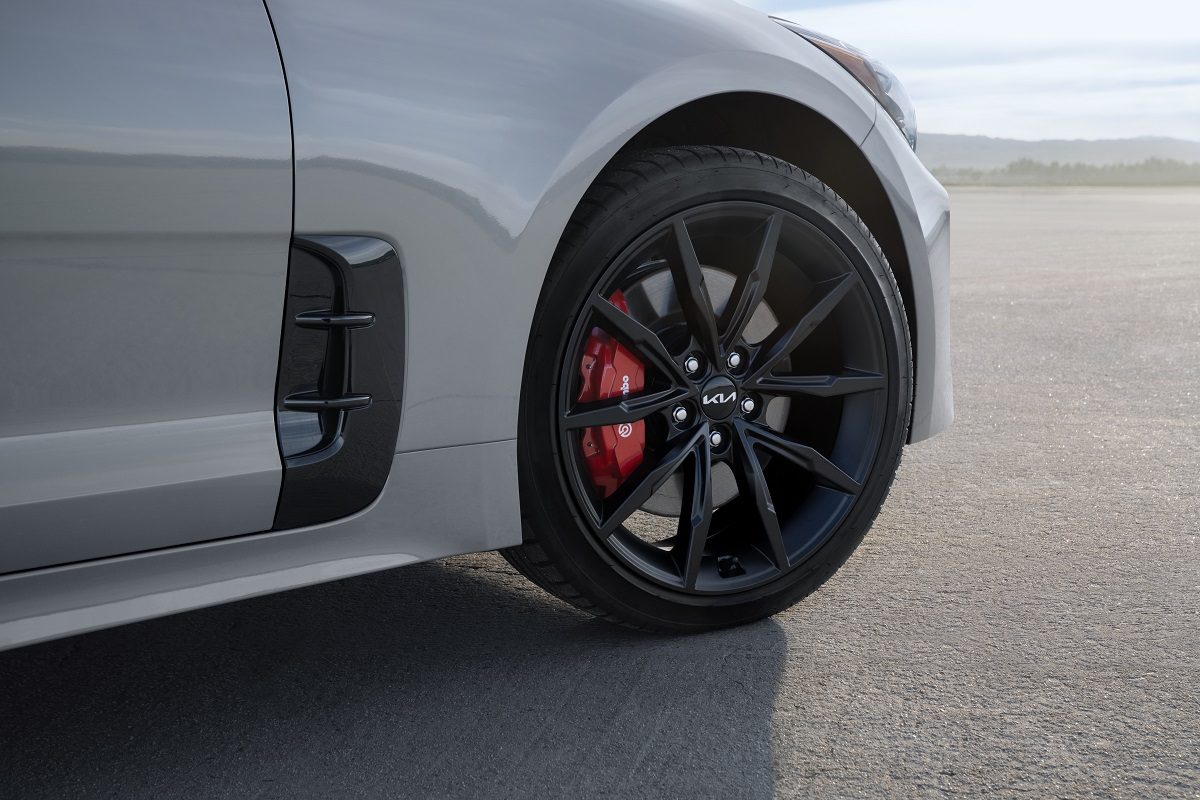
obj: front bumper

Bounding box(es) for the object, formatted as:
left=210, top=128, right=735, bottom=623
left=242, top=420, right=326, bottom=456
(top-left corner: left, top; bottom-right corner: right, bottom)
left=861, top=119, right=952, bottom=442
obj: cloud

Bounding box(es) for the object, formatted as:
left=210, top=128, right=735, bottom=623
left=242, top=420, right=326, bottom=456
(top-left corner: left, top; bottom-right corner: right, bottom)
left=740, top=0, right=1200, bottom=140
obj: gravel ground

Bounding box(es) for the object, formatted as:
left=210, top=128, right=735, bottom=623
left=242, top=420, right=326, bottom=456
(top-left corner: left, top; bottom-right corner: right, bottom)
left=2, top=188, right=1198, bottom=799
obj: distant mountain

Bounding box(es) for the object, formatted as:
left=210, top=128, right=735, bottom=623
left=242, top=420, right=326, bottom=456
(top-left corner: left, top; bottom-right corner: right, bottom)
left=931, top=158, right=1200, bottom=187
left=918, top=134, right=1200, bottom=171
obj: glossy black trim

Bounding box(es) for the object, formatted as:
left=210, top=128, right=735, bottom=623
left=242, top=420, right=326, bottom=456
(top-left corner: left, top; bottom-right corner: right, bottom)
left=294, top=310, right=376, bottom=329
left=281, top=391, right=373, bottom=412
left=272, top=235, right=404, bottom=530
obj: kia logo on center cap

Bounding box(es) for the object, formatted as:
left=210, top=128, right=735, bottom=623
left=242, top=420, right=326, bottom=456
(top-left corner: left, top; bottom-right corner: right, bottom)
left=699, top=376, right=737, bottom=420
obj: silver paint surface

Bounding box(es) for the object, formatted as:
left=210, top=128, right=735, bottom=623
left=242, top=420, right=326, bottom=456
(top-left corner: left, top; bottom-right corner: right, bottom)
left=0, top=0, right=292, bottom=569
left=0, top=414, right=280, bottom=573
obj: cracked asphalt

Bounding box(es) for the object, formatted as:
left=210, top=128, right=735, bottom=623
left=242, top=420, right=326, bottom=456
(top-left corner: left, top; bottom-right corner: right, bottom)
left=2, top=188, right=1198, bottom=799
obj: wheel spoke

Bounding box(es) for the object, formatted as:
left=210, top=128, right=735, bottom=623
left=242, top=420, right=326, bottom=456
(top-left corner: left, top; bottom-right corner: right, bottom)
left=676, top=436, right=713, bottom=589
left=588, top=294, right=689, bottom=387
left=563, top=386, right=691, bottom=430
left=731, top=424, right=789, bottom=570
left=670, top=218, right=721, bottom=364
left=746, top=273, right=856, bottom=384
left=737, top=420, right=862, bottom=495
left=598, top=425, right=709, bottom=536
left=748, top=369, right=885, bottom=398
left=720, top=213, right=782, bottom=350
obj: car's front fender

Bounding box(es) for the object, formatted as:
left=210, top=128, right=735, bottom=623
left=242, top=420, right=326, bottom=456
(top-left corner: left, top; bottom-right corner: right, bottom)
left=265, top=0, right=880, bottom=452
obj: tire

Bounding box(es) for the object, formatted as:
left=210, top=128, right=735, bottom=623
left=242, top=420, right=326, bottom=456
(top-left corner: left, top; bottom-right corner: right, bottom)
left=503, top=145, right=911, bottom=632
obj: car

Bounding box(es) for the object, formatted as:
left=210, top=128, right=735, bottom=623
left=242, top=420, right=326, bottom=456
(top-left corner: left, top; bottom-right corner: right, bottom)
left=0, top=0, right=951, bottom=647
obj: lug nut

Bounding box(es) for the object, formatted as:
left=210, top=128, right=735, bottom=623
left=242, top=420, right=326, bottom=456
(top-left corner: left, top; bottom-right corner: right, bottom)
left=672, top=406, right=689, bottom=423
left=727, top=351, right=743, bottom=369
left=709, top=430, right=724, bottom=448
left=740, top=396, right=756, bottom=415
left=684, top=355, right=701, bottom=375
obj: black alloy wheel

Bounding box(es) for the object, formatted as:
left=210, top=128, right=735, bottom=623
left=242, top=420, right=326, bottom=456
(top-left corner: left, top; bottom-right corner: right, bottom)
left=505, top=146, right=912, bottom=632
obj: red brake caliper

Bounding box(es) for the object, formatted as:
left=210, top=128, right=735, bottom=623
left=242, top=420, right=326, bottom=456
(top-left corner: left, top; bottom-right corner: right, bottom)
left=577, top=291, right=646, bottom=497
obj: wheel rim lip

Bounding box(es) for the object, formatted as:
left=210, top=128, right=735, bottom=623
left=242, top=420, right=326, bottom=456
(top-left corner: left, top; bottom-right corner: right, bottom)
left=554, top=199, right=894, bottom=598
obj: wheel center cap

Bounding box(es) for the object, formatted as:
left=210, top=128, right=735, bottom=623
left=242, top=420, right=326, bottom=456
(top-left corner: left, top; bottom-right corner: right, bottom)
left=699, top=376, right=738, bottom=420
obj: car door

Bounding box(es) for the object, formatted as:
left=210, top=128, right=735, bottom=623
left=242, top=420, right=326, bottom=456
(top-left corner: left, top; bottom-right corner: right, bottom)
left=0, top=0, right=292, bottom=573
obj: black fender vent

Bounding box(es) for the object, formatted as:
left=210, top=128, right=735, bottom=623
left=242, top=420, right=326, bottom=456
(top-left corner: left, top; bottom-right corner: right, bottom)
left=272, top=235, right=404, bottom=530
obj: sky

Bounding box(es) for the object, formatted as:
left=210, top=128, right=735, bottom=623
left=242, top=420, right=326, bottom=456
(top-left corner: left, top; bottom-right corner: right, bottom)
left=739, top=0, right=1200, bottom=141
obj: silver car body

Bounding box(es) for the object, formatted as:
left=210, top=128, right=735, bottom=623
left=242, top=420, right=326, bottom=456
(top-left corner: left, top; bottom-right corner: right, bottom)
left=0, top=0, right=950, bottom=649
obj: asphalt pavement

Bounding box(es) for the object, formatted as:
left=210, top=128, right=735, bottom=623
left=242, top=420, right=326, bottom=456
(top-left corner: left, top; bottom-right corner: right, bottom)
left=2, top=187, right=1198, bottom=799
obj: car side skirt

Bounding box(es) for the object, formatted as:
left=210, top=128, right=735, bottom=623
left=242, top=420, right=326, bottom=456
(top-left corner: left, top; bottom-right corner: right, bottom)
left=0, top=439, right=520, bottom=652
